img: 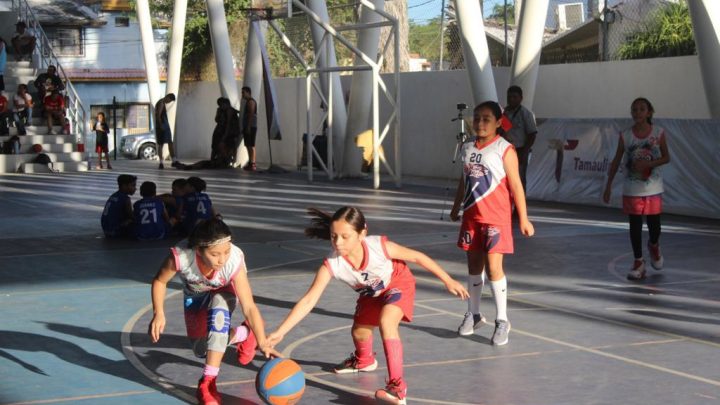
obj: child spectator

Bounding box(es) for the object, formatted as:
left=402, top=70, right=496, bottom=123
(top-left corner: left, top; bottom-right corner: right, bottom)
left=94, top=112, right=111, bottom=169
left=179, top=177, right=219, bottom=235
left=159, top=178, right=188, bottom=224
left=101, top=174, right=137, bottom=238
left=0, top=91, right=11, bottom=135
left=12, top=84, right=32, bottom=135
left=134, top=181, right=173, bottom=241
left=43, top=88, right=65, bottom=135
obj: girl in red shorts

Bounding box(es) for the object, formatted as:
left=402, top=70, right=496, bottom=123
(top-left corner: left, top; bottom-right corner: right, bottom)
left=449, top=101, right=534, bottom=347
left=266, top=206, right=468, bottom=405
left=604, top=97, right=670, bottom=280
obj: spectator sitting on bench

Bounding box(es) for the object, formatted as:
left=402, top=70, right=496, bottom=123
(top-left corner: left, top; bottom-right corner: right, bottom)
left=12, top=84, right=33, bottom=135
left=11, top=21, right=36, bottom=62
left=35, top=65, right=64, bottom=102
left=44, top=88, right=65, bottom=135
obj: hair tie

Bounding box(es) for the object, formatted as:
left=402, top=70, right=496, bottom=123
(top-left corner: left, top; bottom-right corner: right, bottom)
left=198, top=235, right=232, bottom=247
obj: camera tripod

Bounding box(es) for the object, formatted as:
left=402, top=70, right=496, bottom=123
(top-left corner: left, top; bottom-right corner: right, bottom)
left=440, top=103, right=470, bottom=220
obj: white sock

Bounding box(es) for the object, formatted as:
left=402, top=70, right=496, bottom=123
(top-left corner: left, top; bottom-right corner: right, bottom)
left=228, top=325, right=249, bottom=346
left=490, top=277, right=508, bottom=321
left=467, top=273, right=485, bottom=314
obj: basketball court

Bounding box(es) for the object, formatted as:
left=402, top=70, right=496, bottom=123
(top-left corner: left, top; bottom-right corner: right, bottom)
left=1, top=159, right=719, bottom=405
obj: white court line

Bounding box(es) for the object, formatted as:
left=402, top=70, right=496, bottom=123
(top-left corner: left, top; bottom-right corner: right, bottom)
left=414, top=302, right=720, bottom=387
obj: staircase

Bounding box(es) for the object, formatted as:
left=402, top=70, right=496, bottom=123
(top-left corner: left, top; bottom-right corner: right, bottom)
left=1, top=2, right=89, bottom=174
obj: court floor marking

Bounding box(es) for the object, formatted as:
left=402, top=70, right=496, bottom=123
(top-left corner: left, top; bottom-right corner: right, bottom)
left=2, top=389, right=158, bottom=405
left=414, top=302, right=720, bottom=387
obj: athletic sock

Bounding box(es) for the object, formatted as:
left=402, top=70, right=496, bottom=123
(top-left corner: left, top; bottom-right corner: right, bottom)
left=490, top=277, right=508, bottom=321
left=203, top=364, right=220, bottom=378
left=228, top=324, right=249, bottom=346
left=468, top=273, right=485, bottom=314
left=354, top=335, right=374, bottom=363
left=382, top=338, right=404, bottom=382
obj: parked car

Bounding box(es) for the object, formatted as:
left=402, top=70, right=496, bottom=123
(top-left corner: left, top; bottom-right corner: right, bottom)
left=120, top=133, right=157, bottom=160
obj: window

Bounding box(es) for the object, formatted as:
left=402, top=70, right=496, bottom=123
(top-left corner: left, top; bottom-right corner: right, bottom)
left=91, top=103, right=151, bottom=134
left=45, top=27, right=84, bottom=57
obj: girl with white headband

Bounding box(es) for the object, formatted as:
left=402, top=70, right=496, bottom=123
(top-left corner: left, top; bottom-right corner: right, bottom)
left=148, top=218, right=275, bottom=404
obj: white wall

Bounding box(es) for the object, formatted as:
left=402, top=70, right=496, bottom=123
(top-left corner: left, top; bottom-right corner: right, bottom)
left=174, top=56, right=711, bottom=178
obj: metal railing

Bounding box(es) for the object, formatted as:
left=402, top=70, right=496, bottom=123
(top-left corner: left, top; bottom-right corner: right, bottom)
left=11, top=0, right=88, bottom=150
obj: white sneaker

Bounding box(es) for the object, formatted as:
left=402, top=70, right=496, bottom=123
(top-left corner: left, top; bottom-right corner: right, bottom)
left=627, top=259, right=646, bottom=280
left=458, top=311, right=486, bottom=336
left=647, top=242, right=664, bottom=270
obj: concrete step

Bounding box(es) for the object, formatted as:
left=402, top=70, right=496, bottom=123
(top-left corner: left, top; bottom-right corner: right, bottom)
left=2, top=133, right=77, bottom=144
left=20, top=161, right=89, bottom=173
left=3, top=126, right=73, bottom=136
left=0, top=153, right=89, bottom=173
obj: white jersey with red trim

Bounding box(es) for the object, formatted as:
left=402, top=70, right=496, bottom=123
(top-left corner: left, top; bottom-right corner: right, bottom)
left=460, top=136, right=514, bottom=225
left=621, top=125, right=665, bottom=197
left=324, top=235, right=393, bottom=297
left=171, top=241, right=245, bottom=295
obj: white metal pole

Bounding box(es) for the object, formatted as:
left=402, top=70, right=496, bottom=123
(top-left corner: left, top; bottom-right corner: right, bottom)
left=136, top=0, right=161, bottom=106
left=508, top=0, right=549, bottom=109
left=307, top=0, right=347, bottom=173
left=454, top=0, right=497, bottom=104
left=307, top=74, right=313, bottom=182
left=688, top=0, right=720, bottom=118
left=166, top=0, right=187, bottom=143
left=206, top=0, right=241, bottom=109
left=344, top=0, right=385, bottom=178
left=372, top=66, right=380, bottom=189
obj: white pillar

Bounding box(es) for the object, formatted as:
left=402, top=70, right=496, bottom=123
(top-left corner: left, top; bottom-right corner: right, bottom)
left=136, top=0, right=161, bottom=106
left=509, top=0, right=548, bottom=109
left=455, top=0, right=497, bottom=104
left=206, top=0, right=241, bottom=109
left=344, top=0, right=384, bottom=177
left=307, top=0, right=347, bottom=171
left=687, top=0, right=720, bottom=118
left=166, top=0, right=187, bottom=135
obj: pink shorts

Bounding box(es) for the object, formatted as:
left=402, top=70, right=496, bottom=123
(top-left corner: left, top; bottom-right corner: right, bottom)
left=353, top=261, right=415, bottom=326
left=457, top=220, right=514, bottom=254
left=623, top=194, right=662, bottom=215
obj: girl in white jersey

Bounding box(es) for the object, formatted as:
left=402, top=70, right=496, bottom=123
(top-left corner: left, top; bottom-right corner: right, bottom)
left=450, top=101, right=534, bottom=346
left=266, top=207, right=468, bottom=405
left=148, top=218, right=275, bottom=405
left=604, top=98, right=670, bottom=281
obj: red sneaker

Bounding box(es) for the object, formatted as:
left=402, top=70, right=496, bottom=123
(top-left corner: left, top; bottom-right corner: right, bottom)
left=375, top=378, right=407, bottom=404
left=236, top=321, right=257, bottom=365
left=332, top=352, right=377, bottom=374
left=627, top=259, right=646, bottom=281
left=647, top=242, right=664, bottom=270
left=196, top=376, right=221, bottom=405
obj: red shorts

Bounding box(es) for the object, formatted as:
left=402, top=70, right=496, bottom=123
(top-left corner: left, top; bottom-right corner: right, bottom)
left=95, top=145, right=108, bottom=153
left=623, top=194, right=662, bottom=215
left=353, top=260, right=415, bottom=326
left=457, top=220, right=513, bottom=254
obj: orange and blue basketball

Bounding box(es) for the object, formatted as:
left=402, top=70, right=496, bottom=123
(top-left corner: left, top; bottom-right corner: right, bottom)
left=255, top=358, right=305, bottom=405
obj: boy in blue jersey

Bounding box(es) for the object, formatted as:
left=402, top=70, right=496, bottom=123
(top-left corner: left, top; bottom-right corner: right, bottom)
left=160, top=178, right=188, bottom=235
left=180, top=177, right=220, bottom=235
left=101, top=174, right=137, bottom=238
left=134, top=181, right=174, bottom=240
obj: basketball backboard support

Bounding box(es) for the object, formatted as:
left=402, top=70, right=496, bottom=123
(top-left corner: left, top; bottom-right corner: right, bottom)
left=251, top=0, right=291, bottom=19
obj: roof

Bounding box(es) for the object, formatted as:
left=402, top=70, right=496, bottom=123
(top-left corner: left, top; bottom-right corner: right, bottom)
left=28, top=0, right=106, bottom=27
left=482, top=21, right=561, bottom=50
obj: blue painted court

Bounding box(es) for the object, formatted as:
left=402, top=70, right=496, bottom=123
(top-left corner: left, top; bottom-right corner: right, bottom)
left=1, top=159, right=719, bottom=405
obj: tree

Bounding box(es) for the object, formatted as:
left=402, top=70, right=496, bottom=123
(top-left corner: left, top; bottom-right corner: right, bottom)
left=616, top=1, right=695, bottom=60
left=487, top=2, right=514, bottom=25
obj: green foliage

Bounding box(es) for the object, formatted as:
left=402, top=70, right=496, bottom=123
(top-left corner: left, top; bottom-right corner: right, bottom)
left=409, top=17, right=442, bottom=62
left=616, top=1, right=695, bottom=60
left=488, top=3, right=514, bottom=25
